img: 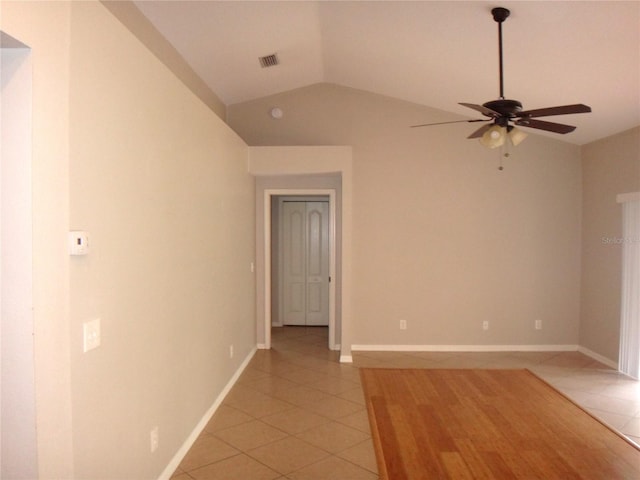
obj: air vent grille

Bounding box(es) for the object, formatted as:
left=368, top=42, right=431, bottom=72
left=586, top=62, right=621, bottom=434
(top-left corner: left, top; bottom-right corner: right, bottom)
left=259, top=53, right=279, bottom=68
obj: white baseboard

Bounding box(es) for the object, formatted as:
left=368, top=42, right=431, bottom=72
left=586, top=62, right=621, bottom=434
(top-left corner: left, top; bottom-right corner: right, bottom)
left=347, top=344, right=619, bottom=370
left=350, top=344, right=579, bottom=353
left=577, top=345, right=618, bottom=369
left=158, top=346, right=257, bottom=480
left=257, top=343, right=268, bottom=350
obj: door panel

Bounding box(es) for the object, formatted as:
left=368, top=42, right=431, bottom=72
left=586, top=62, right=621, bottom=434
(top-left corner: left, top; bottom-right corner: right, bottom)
left=307, top=283, right=322, bottom=313
left=282, top=203, right=306, bottom=325
left=308, top=209, right=322, bottom=275
left=289, top=283, right=305, bottom=313
left=305, top=202, right=329, bottom=325
left=288, top=210, right=304, bottom=276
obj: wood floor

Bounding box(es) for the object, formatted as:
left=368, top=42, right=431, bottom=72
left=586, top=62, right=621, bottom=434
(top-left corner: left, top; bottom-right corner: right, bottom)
left=360, top=368, right=640, bottom=480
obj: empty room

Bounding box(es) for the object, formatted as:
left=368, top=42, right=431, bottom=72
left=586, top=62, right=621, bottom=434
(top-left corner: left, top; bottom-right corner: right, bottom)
left=1, top=1, right=639, bottom=479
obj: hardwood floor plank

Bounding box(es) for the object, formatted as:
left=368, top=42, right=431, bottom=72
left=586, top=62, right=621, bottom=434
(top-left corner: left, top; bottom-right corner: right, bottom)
left=441, top=451, right=474, bottom=479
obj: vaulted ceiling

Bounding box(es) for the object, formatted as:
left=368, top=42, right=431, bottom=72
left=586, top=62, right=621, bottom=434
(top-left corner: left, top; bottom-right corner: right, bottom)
left=134, top=1, right=639, bottom=145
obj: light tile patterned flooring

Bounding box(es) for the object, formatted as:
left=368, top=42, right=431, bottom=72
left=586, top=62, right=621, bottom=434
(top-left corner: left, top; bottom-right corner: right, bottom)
left=172, top=326, right=640, bottom=479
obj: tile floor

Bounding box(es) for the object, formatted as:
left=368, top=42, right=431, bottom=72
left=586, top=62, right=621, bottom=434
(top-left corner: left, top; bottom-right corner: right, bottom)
left=171, top=326, right=640, bottom=480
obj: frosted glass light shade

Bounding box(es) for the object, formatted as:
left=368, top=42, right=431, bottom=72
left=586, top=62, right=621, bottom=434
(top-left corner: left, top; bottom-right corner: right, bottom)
left=508, top=127, right=528, bottom=146
left=480, top=125, right=506, bottom=149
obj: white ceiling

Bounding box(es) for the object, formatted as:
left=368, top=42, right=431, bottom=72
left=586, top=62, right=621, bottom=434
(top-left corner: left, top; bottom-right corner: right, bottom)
left=134, top=1, right=640, bottom=145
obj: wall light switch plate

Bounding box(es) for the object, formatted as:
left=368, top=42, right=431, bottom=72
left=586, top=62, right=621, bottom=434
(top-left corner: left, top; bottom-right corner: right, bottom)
left=83, top=318, right=101, bottom=352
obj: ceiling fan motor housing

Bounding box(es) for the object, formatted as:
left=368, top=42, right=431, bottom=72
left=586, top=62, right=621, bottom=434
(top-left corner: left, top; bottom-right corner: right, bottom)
left=482, top=98, right=522, bottom=118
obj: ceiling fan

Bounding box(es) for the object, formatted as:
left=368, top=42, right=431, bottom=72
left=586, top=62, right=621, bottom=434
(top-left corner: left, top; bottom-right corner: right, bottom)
left=412, top=7, right=591, bottom=148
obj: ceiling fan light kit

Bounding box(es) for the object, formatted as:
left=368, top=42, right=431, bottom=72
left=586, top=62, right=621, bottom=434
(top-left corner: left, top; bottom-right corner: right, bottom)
left=479, top=125, right=529, bottom=149
left=412, top=6, right=591, bottom=153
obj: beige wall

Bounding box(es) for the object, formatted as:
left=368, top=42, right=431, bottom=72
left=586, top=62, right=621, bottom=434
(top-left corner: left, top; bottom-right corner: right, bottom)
left=580, top=127, right=640, bottom=362
left=3, top=1, right=255, bottom=478
left=229, top=83, right=583, bottom=351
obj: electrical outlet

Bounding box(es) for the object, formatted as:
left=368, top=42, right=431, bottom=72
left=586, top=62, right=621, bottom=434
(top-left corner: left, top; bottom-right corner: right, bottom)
left=399, top=319, right=407, bottom=330
left=482, top=321, right=489, bottom=331
left=535, top=319, right=542, bottom=330
left=229, top=345, right=234, bottom=358
left=150, top=426, right=159, bottom=453
left=83, top=318, right=101, bottom=352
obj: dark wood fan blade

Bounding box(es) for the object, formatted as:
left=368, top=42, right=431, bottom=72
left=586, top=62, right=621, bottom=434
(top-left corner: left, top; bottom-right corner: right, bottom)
left=411, top=119, right=487, bottom=128
left=517, top=104, right=591, bottom=118
left=515, top=118, right=576, bottom=134
left=459, top=103, right=500, bottom=117
left=467, top=124, right=492, bottom=139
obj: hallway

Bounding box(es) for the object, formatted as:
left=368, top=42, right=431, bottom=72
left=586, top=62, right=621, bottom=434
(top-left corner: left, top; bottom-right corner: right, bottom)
left=171, top=327, right=640, bottom=479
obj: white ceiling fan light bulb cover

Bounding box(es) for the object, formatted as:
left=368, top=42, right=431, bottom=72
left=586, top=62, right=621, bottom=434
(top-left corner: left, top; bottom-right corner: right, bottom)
left=508, top=127, right=528, bottom=146
left=480, top=125, right=506, bottom=149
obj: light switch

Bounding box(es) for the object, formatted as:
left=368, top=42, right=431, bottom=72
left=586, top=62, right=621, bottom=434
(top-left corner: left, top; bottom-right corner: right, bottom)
left=83, top=318, right=101, bottom=352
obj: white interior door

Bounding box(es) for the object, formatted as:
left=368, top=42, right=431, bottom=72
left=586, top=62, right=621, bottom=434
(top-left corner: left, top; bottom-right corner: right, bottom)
left=281, top=200, right=329, bottom=326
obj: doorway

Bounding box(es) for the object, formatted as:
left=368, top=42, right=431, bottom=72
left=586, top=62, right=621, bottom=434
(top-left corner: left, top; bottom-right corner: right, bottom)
left=1, top=32, right=38, bottom=478
left=263, top=189, right=337, bottom=350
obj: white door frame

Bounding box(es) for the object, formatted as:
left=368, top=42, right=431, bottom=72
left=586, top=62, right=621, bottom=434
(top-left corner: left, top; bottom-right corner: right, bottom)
left=263, top=189, right=337, bottom=350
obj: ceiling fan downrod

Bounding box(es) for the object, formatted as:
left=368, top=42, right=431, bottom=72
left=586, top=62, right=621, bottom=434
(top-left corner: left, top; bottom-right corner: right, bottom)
left=492, top=7, right=510, bottom=100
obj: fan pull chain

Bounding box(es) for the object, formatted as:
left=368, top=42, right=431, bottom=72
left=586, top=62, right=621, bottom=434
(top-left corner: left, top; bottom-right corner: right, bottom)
left=498, top=143, right=511, bottom=170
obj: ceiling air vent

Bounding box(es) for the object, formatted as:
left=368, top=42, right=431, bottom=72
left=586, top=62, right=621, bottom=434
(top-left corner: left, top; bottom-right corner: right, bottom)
left=259, top=53, right=279, bottom=68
